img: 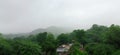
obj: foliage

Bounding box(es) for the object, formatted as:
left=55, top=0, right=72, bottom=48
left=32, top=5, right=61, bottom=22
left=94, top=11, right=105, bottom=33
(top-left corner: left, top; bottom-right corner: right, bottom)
left=57, top=33, right=70, bottom=45
left=85, top=43, right=114, bottom=55
left=112, top=50, right=120, bottom=55
left=1, top=24, right=120, bottom=55
left=71, top=29, right=86, bottom=45
left=86, top=24, right=108, bottom=43
left=12, top=40, right=41, bottom=55
left=105, top=24, right=120, bottom=49
left=69, top=42, right=88, bottom=55
left=0, top=37, right=12, bottom=55
left=42, top=33, right=57, bottom=55
left=36, top=32, right=48, bottom=44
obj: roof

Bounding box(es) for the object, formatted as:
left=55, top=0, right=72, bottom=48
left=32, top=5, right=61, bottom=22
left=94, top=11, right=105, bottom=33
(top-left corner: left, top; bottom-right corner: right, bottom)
left=56, top=44, right=73, bottom=52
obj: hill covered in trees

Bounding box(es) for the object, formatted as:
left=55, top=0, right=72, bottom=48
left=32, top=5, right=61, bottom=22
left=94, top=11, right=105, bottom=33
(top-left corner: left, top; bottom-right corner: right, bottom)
left=3, top=26, right=74, bottom=38
left=0, top=24, right=120, bottom=55
left=30, top=26, right=73, bottom=35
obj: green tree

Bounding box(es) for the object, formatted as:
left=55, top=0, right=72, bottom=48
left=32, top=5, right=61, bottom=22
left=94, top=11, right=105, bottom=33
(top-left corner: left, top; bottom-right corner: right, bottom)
left=105, top=24, right=120, bottom=49
left=57, top=33, right=70, bottom=45
left=0, top=33, right=2, bottom=36
left=112, top=50, right=120, bottom=55
left=43, top=33, right=57, bottom=55
left=36, top=32, right=48, bottom=44
left=86, top=24, right=108, bottom=43
left=27, top=35, right=37, bottom=42
left=85, top=43, right=96, bottom=55
left=0, top=37, right=12, bottom=55
left=85, top=43, right=114, bottom=55
left=69, top=42, right=88, bottom=55
left=72, top=29, right=86, bottom=45
left=13, top=36, right=26, bottom=40
left=36, top=32, right=57, bottom=55
left=12, top=40, right=41, bottom=55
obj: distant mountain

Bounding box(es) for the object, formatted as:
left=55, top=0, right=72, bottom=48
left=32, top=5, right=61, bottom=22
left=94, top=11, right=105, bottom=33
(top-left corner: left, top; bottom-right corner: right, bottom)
left=3, top=26, right=74, bottom=38
left=30, top=26, right=74, bottom=36
left=3, top=33, right=29, bottom=39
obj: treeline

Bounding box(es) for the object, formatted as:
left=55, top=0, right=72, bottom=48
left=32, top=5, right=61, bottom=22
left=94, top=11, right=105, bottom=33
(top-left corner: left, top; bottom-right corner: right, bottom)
left=0, top=24, right=120, bottom=55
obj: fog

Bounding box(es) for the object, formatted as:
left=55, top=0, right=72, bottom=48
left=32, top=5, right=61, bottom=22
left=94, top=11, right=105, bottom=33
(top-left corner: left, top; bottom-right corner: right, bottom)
left=0, top=0, right=120, bottom=33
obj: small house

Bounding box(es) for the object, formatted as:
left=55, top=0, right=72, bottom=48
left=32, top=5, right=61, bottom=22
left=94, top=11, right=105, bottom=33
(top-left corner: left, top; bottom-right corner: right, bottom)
left=56, top=44, right=72, bottom=55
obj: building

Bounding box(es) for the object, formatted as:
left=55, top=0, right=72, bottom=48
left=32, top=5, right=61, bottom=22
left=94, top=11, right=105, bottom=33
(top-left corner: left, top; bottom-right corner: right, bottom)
left=56, top=44, right=72, bottom=55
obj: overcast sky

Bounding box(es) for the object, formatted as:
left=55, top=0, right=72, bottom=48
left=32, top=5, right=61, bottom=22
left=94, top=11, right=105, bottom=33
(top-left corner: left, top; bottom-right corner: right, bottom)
left=0, top=0, right=120, bottom=34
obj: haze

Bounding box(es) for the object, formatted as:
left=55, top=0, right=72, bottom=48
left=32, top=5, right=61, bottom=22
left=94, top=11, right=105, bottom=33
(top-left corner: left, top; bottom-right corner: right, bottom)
left=0, top=0, right=120, bottom=34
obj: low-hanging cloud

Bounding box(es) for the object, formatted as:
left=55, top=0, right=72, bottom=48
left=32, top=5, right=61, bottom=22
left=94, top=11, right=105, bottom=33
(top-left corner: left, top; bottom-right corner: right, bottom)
left=0, top=0, right=120, bottom=33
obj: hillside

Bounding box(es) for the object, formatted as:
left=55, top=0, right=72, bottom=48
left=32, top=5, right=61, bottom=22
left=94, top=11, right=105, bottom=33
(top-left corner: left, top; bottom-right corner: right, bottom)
left=30, top=26, right=74, bottom=35
left=3, top=26, right=74, bottom=38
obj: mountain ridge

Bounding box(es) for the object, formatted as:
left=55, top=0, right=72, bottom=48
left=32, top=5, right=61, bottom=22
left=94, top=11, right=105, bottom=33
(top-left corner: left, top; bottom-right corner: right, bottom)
left=3, top=26, right=74, bottom=38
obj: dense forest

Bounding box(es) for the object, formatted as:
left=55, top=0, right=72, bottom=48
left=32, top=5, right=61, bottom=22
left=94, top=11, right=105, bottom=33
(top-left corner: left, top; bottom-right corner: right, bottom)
left=0, top=24, right=120, bottom=55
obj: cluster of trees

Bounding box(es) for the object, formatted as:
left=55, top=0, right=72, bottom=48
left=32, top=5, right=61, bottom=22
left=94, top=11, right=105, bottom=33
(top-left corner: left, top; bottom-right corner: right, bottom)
left=0, top=24, right=120, bottom=55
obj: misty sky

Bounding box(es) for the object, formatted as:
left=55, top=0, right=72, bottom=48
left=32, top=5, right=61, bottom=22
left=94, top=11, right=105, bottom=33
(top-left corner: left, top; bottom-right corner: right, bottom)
left=0, top=0, right=120, bottom=34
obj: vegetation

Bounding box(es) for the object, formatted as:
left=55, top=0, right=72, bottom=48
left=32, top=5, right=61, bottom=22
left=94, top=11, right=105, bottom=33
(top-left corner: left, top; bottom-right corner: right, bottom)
left=0, top=24, right=120, bottom=55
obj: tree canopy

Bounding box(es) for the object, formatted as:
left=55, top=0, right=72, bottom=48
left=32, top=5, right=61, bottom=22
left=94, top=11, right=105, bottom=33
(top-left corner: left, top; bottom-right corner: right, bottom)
left=0, top=24, right=120, bottom=55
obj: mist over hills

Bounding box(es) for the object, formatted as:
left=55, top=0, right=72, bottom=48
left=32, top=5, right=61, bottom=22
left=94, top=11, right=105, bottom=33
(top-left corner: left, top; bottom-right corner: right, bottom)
left=3, top=26, right=74, bottom=38
left=30, top=26, right=74, bottom=35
